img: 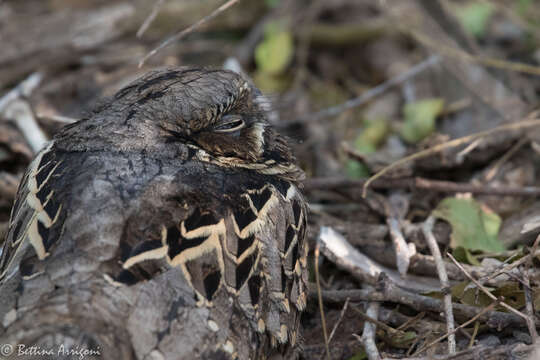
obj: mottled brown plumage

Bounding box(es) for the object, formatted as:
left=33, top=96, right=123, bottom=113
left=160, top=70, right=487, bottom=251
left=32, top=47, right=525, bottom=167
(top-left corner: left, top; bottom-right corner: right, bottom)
left=0, top=68, right=308, bottom=359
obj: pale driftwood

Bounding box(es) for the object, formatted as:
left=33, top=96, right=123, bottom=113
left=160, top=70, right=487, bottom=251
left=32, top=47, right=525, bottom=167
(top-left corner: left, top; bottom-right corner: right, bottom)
left=422, top=217, right=455, bottom=354
left=359, top=301, right=381, bottom=360
left=4, top=100, right=47, bottom=153
left=317, top=226, right=441, bottom=293
left=385, top=192, right=415, bottom=276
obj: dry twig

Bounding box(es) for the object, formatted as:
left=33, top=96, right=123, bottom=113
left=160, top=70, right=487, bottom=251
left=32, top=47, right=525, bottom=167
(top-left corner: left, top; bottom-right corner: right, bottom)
left=304, top=176, right=540, bottom=197
left=296, top=55, right=440, bottom=123
left=139, top=0, right=241, bottom=67
left=384, top=342, right=534, bottom=360
left=136, top=0, right=166, bottom=38
left=386, top=192, right=414, bottom=276
left=309, top=276, right=533, bottom=329
left=413, top=301, right=498, bottom=356
left=447, top=254, right=530, bottom=323
left=328, top=297, right=349, bottom=344
left=422, top=216, right=455, bottom=354
left=0, top=72, right=42, bottom=112
left=314, top=243, right=331, bottom=360
left=363, top=115, right=540, bottom=197
left=359, top=301, right=381, bottom=360
left=318, top=226, right=441, bottom=293
left=524, top=235, right=540, bottom=343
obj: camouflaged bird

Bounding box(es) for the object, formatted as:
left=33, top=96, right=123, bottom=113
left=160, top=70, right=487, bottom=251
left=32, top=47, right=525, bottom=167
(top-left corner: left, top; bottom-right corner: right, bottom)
left=0, top=68, right=308, bottom=359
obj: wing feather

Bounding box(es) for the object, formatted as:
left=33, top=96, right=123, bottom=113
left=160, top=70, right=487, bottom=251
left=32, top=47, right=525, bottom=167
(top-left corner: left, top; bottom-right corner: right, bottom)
left=0, top=141, right=65, bottom=282
left=117, top=178, right=308, bottom=348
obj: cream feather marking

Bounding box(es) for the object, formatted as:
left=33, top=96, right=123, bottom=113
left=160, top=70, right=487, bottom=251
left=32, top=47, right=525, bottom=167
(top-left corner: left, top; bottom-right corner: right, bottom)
left=191, top=144, right=301, bottom=179
left=222, top=246, right=262, bottom=296
left=231, top=186, right=280, bottom=239
left=159, top=218, right=227, bottom=305
left=249, top=122, right=266, bottom=156
left=122, top=245, right=169, bottom=269
left=0, top=142, right=65, bottom=281
left=11, top=142, right=62, bottom=260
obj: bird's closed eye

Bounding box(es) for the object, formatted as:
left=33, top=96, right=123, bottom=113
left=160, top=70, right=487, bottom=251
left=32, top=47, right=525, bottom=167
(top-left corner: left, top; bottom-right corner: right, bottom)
left=213, top=114, right=245, bottom=133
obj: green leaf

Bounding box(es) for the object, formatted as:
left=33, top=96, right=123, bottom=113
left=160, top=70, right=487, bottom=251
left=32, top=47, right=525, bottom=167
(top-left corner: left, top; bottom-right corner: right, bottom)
left=456, top=2, right=494, bottom=37
left=252, top=71, right=290, bottom=93
left=354, top=118, right=389, bottom=154
left=452, top=246, right=480, bottom=266
left=264, top=0, right=281, bottom=8
left=345, top=160, right=370, bottom=179
left=493, top=282, right=525, bottom=309
left=461, top=284, right=493, bottom=307
left=255, top=22, right=294, bottom=75
left=433, top=197, right=505, bottom=253
left=400, top=99, right=444, bottom=144
left=387, top=331, right=417, bottom=348
left=347, top=350, right=367, bottom=360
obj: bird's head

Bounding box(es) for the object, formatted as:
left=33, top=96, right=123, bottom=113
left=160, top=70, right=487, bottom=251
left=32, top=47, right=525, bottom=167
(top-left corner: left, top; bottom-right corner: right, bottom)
left=98, top=68, right=303, bottom=181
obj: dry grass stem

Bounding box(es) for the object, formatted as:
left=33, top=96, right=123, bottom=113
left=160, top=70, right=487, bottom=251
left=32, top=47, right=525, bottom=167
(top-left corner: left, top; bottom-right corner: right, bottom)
left=413, top=301, right=498, bottom=356
left=136, top=0, right=165, bottom=38
left=447, top=254, right=530, bottom=322
left=328, top=297, right=349, bottom=344
left=363, top=115, right=540, bottom=197
left=314, top=243, right=331, bottom=360
left=139, top=0, right=241, bottom=67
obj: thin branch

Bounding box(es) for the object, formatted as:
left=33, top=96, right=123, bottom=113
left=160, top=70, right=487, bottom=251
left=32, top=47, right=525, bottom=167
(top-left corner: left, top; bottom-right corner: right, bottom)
left=328, top=297, right=349, bottom=344
left=314, top=243, right=331, bottom=360
left=317, top=226, right=442, bottom=293
left=4, top=100, right=47, bottom=153
left=360, top=301, right=381, bottom=360
left=422, top=216, right=455, bottom=354
left=523, top=234, right=540, bottom=343
left=413, top=301, right=498, bottom=356
left=0, top=72, right=47, bottom=153
left=387, top=217, right=414, bottom=276
left=483, top=137, right=528, bottom=182
left=136, top=0, right=165, bottom=38
left=351, top=305, right=400, bottom=335
left=412, top=29, right=540, bottom=76
left=139, top=0, right=241, bottom=67
left=478, top=249, right=540, bottom=285
left=0, top=72, right=42, bottom=112
left=467, top=321, right=479, bottom=349
left=309, top=279, right=534, bottom=329
left=447, top=254, right=530, bottom=322
left=296, top=55, right=440, bottom=123
left=37, top=113, right=78, bottom=124
left=362, top=115, right=540, bottom=197
left=303, top=176, right=540, bottom=197
left=388, top=342, right=535, bottom=360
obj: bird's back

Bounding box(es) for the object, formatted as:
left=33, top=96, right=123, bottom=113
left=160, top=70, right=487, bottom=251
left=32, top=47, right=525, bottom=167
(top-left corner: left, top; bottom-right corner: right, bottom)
left=0, top=131, right=307, bottom=359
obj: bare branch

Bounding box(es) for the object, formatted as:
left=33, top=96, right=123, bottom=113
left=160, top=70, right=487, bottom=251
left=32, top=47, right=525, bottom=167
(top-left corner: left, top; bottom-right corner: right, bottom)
left=139, top=0, right=241, bottom=67
left=314, top=243, right=331, bottom=360
left=303, top=176, right=540, bottom=197
left=422, top=216, right=455, bottom=354
left=136, top=0, right=166, bottom=38
left=447, top=254, right=530, bottom=322
left=317, top=226, right=441, bottom=293
left=296, top=55, right=440, bottom=123
left=359, top=301, right=381, bottom=360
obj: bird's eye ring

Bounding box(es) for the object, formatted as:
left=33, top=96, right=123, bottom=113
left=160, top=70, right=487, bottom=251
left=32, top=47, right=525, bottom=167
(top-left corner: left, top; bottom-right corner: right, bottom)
left=214, top=115, right=245, bottom=133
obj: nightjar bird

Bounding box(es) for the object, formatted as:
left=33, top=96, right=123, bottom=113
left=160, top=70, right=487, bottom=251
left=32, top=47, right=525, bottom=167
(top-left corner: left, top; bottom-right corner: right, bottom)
left=0, top=69, right=308, bottom=359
